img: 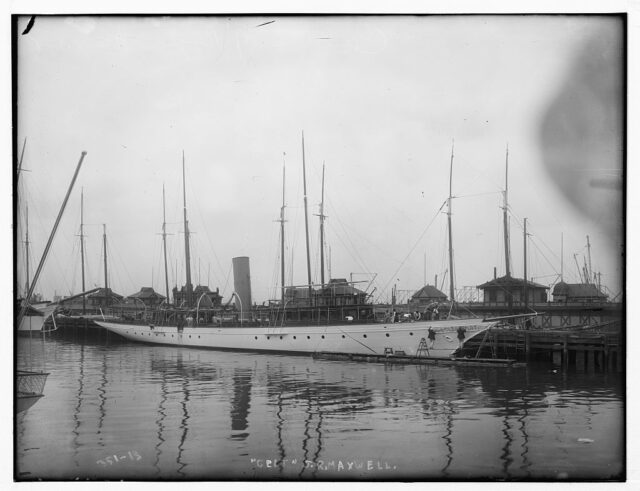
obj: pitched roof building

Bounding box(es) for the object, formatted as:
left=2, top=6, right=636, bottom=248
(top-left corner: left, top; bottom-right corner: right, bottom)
left=284, top=279, right=368, bottom=308
left=552, top=282, right=607, bottom=303
left=409, top=285, right=448, bottom=308
left=127, top=287, right=166, bottom=307
left=172, top=284, right=223, bottom=308
left=477, top=275, right=548, bottom=306
left=87, top=287, right=124, bottom=307
left=316, top=278, right=368, bottom=306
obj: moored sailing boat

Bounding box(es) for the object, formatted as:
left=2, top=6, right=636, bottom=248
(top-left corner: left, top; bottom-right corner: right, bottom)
left=16, top=150, right=87, bottom=412
left=16, top=141, right=57, bottom=335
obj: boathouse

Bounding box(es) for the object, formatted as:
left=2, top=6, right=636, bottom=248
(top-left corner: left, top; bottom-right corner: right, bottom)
left=283, top=279, right=368, bottom=308
left=127, top=287, right=166, bottom=308
left=87, top=287, right=124, bottom=308
left=315, top=279, right=368, bottom=307
left=172, top=284, right=223, bottom=308
left=477, top=275, right=548, bottom=306
left=552, top=282, right=608, bottom=303
left=409, top=285, right=447, bottom=309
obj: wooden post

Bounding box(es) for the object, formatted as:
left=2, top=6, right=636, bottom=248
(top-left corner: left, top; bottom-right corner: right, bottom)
left=563, top=335, right=569, bottom=370
left=587, top=350, right=595, bottom=372
left=552, top=347, right=562, bottom=366
left=525, top=332, right=531, bottom=362
left=492, top=331, right=498, bottom=358
left=576, top=349, right=585, bottom=372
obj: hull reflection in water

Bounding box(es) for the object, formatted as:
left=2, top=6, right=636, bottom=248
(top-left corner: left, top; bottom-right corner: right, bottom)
left=15, top=337, right=624, bottom=480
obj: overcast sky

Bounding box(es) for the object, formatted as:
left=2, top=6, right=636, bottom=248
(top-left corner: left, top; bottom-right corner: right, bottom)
left=14, top=14, right=624, bottom=304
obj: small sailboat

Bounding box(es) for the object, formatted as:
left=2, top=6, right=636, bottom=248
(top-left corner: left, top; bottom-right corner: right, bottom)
left=16, top=370, right=49, bottom=413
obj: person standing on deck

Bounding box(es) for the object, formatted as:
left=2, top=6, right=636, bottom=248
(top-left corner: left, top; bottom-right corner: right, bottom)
left=457, top=326, right=466, bottom=348
left=427, top=327, right=436, bottom=349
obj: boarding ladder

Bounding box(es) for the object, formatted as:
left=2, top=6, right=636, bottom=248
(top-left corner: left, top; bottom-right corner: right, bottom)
left=416, top=337, right=430, bottom=358
left=475, top=329, right=497, bottom=359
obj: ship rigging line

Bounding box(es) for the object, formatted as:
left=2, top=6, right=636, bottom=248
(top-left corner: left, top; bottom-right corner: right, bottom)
left=454, top=191, right=502, bottom=199
left=375, top=199, right=447, bottom=303
left=333, top=327, right=378, bottom=354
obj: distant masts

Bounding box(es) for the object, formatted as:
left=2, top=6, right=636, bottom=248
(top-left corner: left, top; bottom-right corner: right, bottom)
left=503, top=144, right=511, bottom=278
left=586, top=235, right=593, bottom=284
left=24, top=204, right=30, bottom=299
left=560, top=233, right=564, bottom=283
left=523, top=217, right=528, bottom=311
left=102, top=224, right=108, bottom=291
left=318, top=163, right=327, bottom=288
left=20, top=151, right=86, bottom=323
left=80, top=189, right=86, bottom=313
left=162, top=183, right=170, bottom=306
left=278, top=154, right=287, bottom=305
left=574, top=254, right=583, bottom=283
left=182, top=151, right=193, bottom=306
left=447, top=141, right=455, bottom=303
left=301, top=131, right=312, bottom=298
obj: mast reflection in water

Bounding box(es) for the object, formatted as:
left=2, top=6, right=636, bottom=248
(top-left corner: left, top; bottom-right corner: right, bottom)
left=15, top=336, right=624, bottom=481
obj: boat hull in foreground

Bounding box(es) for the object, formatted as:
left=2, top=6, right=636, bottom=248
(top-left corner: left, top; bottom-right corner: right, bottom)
left=17, top=304, right=57, bottom=335
left=94, top=318, right=496, bottom=358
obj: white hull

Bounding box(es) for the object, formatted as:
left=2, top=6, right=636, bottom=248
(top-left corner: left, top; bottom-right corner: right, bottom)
left=17, top=304, right=57, bottom=334
left=94, top=318, right=496, bottom=358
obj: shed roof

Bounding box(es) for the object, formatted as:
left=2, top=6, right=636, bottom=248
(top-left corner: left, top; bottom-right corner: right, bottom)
left=477, top=275, right=548, bottom=290
left=88, top=287, right=124, bottom=300
left=411, top=285, right=447, bottom=299
left=128, top=287, right=165, bottom=300
left=319, top=278, right=366, bottom=296
left=552, top=282, right=607, bottom=298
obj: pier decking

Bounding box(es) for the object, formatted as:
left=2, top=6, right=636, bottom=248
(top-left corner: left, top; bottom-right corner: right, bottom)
left=459, top=323, right=623, bottom=371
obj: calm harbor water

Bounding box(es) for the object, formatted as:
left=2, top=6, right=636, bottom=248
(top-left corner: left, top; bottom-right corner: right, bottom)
left=16, top=333, right=624, bottom=481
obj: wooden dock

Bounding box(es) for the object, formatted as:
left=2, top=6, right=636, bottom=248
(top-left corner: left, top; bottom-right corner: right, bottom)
left=459, top=325, right=623, bottom=372
left=313, top=351, right=526, bottom=368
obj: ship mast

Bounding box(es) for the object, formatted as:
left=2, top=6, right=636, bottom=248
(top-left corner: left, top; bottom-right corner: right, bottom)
left=560, top=233, right=564, bottom=282
left=162, top=183, right=170, bottom=306
left=586, top=235, right=593, bottom=284
left=18, top=138, right=29, bottom=299
left=301, top=132, right=313, bottom=300
left=24, top=205, right=30, bottom=300
left=574, top=254, right=584, bottom=283
left=503, top=144, right=511, bottom=278
left=319, top=163, right=326, bottom=288
left=102, top=224, right=108, bottom=292
left=21, top=151, right=86, bottom=320
left=278, top=155, right=286, bottom=305
left=182, top=151, right=193, bottom=307
left=447, top=141, right=455, bottom=303
left=523, top=218, right=528, bottom=311
left=16, top=137, right=27, bottom=182
left=79, top=189, right=86, bottom=314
